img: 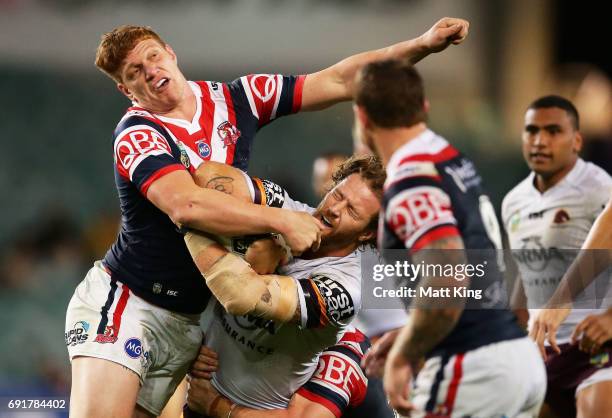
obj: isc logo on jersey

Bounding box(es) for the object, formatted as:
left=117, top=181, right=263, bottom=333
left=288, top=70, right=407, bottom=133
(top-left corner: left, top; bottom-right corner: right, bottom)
left=115, top=128, right=172, bottom=172
left=311, top=275, right=355, bottom=326
left=386, top=186, right=454, bottom=243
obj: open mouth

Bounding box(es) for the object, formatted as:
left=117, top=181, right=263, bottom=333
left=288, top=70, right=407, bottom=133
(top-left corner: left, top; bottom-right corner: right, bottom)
left=154, top=77, right=170, bottom=91
left=321, top=215, right=334, bottom=229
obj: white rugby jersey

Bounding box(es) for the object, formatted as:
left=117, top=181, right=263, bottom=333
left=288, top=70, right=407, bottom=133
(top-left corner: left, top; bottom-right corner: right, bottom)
left=203, top=196, right=363, bottom=409
left=352, top=247, right=409, bottom=338
left=502, top=158, right=612, bottom=343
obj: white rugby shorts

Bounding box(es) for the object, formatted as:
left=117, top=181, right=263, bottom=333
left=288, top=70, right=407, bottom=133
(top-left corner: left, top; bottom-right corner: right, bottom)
left=65, top=261, right=202, bottom=415
left=410, top=337, right=546, bottom=418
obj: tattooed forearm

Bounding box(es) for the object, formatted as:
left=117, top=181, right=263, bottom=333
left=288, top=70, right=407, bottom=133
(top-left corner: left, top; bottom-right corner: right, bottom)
left=399, top=309, right=459, bottom=361
left=394, top=234, right=466, bottom=360
left=206, top=175, right=234, bottom=195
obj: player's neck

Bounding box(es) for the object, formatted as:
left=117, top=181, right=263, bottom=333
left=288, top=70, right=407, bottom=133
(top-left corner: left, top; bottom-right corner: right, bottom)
left=154, top=80, right=197, bottom=121
left=534, top=159, right=578, bottom=193
left=373, top=123, right=428, bottom=167
left=302, top=242, right=356, bottom=259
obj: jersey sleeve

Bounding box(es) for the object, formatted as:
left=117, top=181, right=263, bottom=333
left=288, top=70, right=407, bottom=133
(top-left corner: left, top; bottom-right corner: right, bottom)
left=384, top=159, right=460, bottom=251
left=113, top=121, right=185, bottom=195
left=228, top=74, right=306, bottom=128
left=296, top=329, right=369, bottom=418
left=297, top=266, right=361, bottom=329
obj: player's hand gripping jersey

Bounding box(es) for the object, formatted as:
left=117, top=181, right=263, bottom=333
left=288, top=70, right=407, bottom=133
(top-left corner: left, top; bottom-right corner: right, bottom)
left=103, top=75, right=304, bottom=314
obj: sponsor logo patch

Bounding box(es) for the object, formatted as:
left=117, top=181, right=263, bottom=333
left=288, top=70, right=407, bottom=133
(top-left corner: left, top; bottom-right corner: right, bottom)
left=124, top=338, right=143, bottom=359
left=65, top=321, right=90, bottom=346
left=195, top=139, right=211, bottom=158
left=311, top=274, right=355, bottom=326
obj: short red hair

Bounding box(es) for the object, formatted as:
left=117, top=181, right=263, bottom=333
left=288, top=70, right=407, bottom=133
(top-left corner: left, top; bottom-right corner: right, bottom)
left=95, top=25, right=166, bottom=83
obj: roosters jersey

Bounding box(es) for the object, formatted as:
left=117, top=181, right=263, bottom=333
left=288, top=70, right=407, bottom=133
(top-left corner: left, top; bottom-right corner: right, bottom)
left=380, top=129, right=524, bottom=358
left=102, top=74, right=305, bottom=314
left=296, top=329, right=370, bottom=418
left=502, top=158, right=612, bottom=344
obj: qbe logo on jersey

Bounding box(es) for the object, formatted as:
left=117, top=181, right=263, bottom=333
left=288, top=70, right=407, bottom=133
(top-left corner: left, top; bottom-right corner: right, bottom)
left=114, top=128, right=172, bottom=173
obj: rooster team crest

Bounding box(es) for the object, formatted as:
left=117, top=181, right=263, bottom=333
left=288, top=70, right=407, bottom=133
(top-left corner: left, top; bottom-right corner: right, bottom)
left=217, top=121, right=241, bottom=147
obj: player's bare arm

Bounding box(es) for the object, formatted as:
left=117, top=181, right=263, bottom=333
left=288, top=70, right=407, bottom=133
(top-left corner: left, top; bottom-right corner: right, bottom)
left=530, top=196, right=612, bottom=356
left=188, top=346, right=337, bottom=418
left=383, top=235, right=467, bottom=415
left=301, top=17, right=469, bottom=111
left=146, top=170, right=321, bottom=254
left=188, top=376, right=332, bottom=418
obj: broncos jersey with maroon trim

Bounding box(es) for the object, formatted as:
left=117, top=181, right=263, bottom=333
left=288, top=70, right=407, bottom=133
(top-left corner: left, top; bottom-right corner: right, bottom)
left=102, top=74, right=305, bottom=314
left=296, top=328, right=388, bottom=418
left=380, top=129, right=524, bottom=358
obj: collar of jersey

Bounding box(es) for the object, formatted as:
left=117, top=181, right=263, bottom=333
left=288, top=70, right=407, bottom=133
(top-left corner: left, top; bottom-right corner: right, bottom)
left=152, top=81, right=203, bottom=135
left=528, top=158, right=585, bottom=195
left=386, top=128, right=441, bottom=178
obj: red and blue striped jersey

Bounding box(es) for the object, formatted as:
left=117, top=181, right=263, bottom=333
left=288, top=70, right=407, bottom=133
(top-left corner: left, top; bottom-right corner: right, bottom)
left=102, top=74, right=305, bottom=314
left=380, top=129, right=524, bottom=358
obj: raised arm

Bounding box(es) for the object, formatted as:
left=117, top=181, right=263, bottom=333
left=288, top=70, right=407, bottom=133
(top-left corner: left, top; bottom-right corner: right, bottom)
left=301, top=17, right=469, bottom=111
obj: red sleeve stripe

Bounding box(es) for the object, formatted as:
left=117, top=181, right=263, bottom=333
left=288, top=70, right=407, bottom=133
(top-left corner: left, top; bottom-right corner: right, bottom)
left=140, top=164, right=185, bottom=196
left=292, top=75, right=306, bottom=113
left=411, top=225, right=461, bottom=251
left=296, top=388, right=342, bottom=418
left=398, top=145, right=459, bottom=165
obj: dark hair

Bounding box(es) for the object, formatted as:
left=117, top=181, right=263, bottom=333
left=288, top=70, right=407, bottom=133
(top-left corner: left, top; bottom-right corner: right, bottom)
left=331, top=154, right=385, bottom=248
left=527, top=95, right=580, bottom=130
left=355, top=59, right=426, bottom=128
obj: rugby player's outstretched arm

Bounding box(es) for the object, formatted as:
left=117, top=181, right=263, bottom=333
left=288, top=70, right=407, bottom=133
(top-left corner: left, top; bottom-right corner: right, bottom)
left=301, top=17, right=469, bottom=111
left=146, top=170, right=320, bottom=254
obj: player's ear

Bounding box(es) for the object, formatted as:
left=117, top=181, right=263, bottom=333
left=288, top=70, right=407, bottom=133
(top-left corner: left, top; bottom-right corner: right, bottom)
left=117, top=83, right=136, bottom=102
left=573, top=131, right=583, bottom=154
left=357, top=230, right=375, bottom=244
left=423, top=99, right=431, bottom=114
left=353, top=104, right=370, bottom=129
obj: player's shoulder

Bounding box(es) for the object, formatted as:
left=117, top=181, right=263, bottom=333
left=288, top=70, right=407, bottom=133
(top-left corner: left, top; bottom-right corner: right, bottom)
left=190, top=79, right=227, bottom=100
left=384, top=130, right=458, bottom=189
left=114, top=107, right=164, bottom=140
left=571, top=159, right=612, bottom=190
left=502, top=174, right=534, bottom=218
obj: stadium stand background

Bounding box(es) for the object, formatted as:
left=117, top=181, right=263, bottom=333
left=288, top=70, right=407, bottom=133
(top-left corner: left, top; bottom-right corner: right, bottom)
left=0, top=0, right=609, bottom=415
